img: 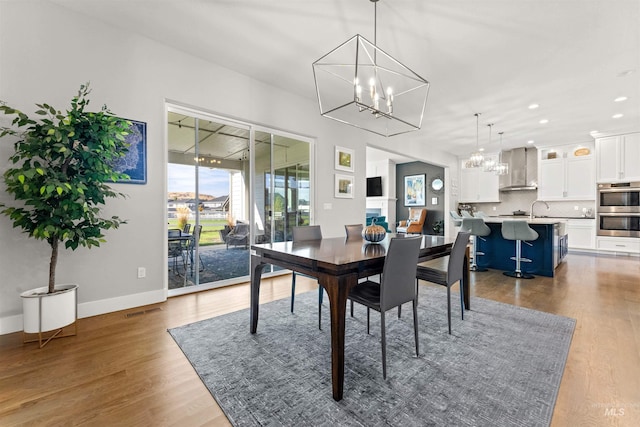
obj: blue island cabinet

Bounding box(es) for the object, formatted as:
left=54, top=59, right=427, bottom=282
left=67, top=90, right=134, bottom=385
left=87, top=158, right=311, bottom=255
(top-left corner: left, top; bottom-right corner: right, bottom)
left=475, top=222, right=558, bottom=277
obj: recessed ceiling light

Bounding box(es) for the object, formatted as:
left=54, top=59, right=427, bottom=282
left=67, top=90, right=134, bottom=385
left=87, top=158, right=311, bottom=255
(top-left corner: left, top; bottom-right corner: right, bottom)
left=528, top=103, right=539, bottom=109
left=539, top=119, right=549, bottom=124
left=612, top=113, right=624, bottom=119
left=479, top=148, right=485, bottom=152
left=589, top=130, right=598, bottom=135
left=527, top=140, right=535, bottom=144
left=614, top=96, right=628, bottom=102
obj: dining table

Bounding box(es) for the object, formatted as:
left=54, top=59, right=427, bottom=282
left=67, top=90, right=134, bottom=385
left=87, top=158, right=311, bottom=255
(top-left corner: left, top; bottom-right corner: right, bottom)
left=250, top=233, right=469, bottom=401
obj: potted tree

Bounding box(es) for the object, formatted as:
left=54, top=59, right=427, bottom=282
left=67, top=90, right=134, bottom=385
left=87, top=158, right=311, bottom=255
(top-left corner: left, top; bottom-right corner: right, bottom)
left=0, top=83, right=131, bottom=347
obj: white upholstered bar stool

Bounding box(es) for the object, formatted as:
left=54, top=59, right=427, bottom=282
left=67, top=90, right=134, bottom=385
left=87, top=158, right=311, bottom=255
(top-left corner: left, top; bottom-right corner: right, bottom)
left=461, top=218, right=491, bottom=272
left=501, top=220, right=539, bottom=279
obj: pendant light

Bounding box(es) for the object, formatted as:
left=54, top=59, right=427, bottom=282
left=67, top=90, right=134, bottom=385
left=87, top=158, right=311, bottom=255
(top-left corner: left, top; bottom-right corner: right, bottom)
left=483, top=123, right=496, bottom=172
left=495, top=131, right=509, bottom=176
left=312, top=0, right=430, bottom=137
left=468, top=113, right=484, bottom=168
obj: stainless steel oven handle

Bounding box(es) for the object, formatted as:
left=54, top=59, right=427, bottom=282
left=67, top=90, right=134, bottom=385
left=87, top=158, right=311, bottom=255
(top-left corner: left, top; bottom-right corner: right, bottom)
left=597, top=212, right=640, bottom=217
left=598, top=187, right=640, bottom=193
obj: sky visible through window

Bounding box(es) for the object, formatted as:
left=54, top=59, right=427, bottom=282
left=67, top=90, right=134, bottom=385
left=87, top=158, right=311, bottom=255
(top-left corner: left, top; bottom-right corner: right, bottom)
left=168, top=163, right=229, bottom=197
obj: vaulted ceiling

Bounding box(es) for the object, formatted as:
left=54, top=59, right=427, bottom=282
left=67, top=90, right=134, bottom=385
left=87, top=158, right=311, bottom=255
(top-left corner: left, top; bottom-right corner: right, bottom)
left=54, top=0, right=639, bottom=156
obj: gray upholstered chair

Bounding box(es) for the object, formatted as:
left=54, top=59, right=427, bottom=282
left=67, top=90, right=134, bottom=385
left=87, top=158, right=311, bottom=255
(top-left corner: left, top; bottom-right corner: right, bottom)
left=348, top=235, right=422, bottom=379
left=225, top=222, right=250, bottom=249
left=291, top=225, right=324, bottom=329
left=344, top=224, right=363, bottom=239
left=501, top=220, right=539, bottom=279
left=461, top=210, right=474, bottom=218
left=461, top=218, right=491, bottom=272
left=416, top=231, right=471, bottom=334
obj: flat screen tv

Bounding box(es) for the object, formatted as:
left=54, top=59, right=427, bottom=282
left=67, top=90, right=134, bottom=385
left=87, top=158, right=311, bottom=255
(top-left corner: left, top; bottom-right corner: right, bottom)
left=366, top=176, right=383, bottom=197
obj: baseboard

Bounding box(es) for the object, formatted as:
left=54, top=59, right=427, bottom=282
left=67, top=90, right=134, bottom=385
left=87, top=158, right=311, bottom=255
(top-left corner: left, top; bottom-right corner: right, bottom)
left=0, top=289, right=167, bottom=335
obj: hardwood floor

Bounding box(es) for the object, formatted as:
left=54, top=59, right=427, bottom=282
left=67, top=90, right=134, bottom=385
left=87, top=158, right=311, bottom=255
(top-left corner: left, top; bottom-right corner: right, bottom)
left=1, top=252, right=639, bottom=426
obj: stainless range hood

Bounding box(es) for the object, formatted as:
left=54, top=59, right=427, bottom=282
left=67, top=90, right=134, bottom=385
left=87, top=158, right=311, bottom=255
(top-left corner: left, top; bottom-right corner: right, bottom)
left=498, top=147, right=538, bottom=191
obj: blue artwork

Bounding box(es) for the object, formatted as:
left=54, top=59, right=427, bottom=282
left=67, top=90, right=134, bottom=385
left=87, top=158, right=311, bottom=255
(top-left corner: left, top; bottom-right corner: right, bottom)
left=113, top=119, right=147, bottom=184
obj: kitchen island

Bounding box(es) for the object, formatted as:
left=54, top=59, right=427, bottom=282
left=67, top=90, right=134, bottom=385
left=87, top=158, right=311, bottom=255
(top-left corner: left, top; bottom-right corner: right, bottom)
left=475, top=217, right=568, bottom=277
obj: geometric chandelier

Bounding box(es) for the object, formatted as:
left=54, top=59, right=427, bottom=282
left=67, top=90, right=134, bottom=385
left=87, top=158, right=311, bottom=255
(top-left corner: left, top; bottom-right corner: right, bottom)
left=312, top=0, right=430, bottom=137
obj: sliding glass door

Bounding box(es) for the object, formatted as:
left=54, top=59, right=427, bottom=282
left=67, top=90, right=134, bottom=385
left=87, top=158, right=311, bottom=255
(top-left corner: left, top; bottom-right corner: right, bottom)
left=167, top=106, right=313, bottom=294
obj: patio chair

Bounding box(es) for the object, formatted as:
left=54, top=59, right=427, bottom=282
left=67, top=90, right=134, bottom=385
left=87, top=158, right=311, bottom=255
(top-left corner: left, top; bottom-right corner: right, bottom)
left=186, top=225, right=205, bottom=273
left=225, top=223, right=250, bottom=249
left=168, top=229, right=186, bottom=274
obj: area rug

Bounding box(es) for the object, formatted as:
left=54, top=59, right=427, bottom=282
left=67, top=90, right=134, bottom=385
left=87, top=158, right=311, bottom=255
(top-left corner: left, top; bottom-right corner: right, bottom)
left=168, top=287, right=575, bottom=426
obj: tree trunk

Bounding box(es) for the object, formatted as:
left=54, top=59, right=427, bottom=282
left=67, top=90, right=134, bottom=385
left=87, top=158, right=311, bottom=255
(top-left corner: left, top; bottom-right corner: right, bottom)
left=49, top=238, right=59, bottom=294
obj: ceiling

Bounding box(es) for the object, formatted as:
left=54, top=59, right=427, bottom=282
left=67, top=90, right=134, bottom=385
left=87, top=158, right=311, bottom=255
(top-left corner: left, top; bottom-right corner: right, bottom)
left=54, top=0, right=640, bottom=157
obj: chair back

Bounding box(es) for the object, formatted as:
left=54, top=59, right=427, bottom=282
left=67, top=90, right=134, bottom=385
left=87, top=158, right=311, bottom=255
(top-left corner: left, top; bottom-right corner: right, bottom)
left=379, top=236, right=422, bottom=311
left=446, top=231, right=471, bottom=286
left=292, top=225, right=322, bottom=242
left=182, top=223, right=191, bottom=234
left=461, top=210, right=474, bottom=218
left=501, top=220, right=539, bottom=241
left=190, top=224, right=202, bottom=247
left=344, top=224, right=363, bottom=239
left=461, top=217, right=491, bottom=237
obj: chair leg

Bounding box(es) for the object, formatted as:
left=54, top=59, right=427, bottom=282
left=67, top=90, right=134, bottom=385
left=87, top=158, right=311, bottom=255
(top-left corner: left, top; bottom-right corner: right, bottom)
left=350, top=300, right=354, bottom=317
left=398, top=305, right=402, bottom=318
left=446, top=286, right=452, bottom=335
left=366, top=307, right=370, bottom=335
left=290, top=273, right=296, bottom=313
left=413, top=299, right=419, bottom=356
left=380, top=310, right=387, bottom=379
left=318, top=285, right=323, bottom=330
left=459, top=280, right=465, bottom=321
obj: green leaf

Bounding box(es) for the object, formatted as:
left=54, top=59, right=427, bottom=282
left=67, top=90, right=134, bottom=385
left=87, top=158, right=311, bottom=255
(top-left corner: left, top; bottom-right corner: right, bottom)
left=18, top=175, right=25, bottom=184
left=56, top=187, right=63, bottom=195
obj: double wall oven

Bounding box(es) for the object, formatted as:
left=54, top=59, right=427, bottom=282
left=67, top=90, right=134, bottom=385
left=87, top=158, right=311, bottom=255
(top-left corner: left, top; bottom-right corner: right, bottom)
left=597, top=182, right=640, bottom=237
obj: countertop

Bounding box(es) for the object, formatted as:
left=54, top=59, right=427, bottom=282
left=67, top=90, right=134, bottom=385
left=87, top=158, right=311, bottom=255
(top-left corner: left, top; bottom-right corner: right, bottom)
left=484, top=216, right=567, bottom=225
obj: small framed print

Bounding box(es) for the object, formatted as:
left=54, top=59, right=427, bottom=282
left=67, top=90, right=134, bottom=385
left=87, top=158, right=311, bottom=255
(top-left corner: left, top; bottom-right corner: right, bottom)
left=335, top=146, right=354, bottom=172
left=335, top=174, right=354, bottom=199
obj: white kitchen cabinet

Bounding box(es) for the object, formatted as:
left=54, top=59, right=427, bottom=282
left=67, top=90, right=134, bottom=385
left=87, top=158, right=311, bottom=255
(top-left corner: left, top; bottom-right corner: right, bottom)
left=596, top=132, right=640, bottom=183
left=566, top=219, right=595, bottom=250
left=596, top=236, right=640, bottom=254
left=538, top=143, right=595, bottom=200
left=458, top=155, right=500, bottom=203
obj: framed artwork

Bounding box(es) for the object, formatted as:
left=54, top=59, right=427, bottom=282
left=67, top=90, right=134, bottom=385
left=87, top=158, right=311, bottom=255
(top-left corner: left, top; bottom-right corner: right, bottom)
left=334, top=174, right=354, bottom=198
left=404, top=174, right=426, bottom=206
left=335, top=146, right=354, bottom=172
left=113, top=118, right=147, bottom=184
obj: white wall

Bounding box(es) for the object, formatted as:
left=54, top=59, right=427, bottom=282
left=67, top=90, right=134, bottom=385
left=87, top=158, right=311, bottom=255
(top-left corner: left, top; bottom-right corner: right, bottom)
left=0, top=1, right=368, bottom=333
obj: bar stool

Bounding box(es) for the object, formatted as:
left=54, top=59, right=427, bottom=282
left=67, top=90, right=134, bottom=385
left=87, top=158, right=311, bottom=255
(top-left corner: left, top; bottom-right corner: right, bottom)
left=501, top=220, right=539, bottom=279
left=461, top=218, right=491, bottom=272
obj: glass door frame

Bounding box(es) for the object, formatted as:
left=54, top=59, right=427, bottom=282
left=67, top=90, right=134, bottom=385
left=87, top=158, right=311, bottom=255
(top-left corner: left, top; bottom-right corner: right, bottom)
left=166, top=102, right=315, bottom=295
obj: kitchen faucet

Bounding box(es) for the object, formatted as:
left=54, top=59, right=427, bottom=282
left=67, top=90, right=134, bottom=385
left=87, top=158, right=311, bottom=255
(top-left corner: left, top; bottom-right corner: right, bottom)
left=530, top=200, right=550, bottom=220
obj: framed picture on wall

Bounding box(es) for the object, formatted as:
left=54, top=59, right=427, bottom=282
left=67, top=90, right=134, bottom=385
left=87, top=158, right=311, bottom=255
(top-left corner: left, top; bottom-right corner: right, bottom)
left=404, top=174, right=425, bottom=206
left=112, top=118, right=147, bottom=184
left=334, top=174, right=354, bottom=198
left=334, top=146, right=354, bottom=172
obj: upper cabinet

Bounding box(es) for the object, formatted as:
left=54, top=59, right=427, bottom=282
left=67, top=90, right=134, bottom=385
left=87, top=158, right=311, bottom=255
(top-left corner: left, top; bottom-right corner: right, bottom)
left=596, top=132, right=640, bottom=183
left=538, top=142, right=595, bottom=200
left=458, top=154, right=501, bottom=203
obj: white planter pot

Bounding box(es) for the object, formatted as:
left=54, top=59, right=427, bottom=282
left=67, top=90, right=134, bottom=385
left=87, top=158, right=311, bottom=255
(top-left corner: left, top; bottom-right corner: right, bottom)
left=20, top=284, right=78, bottom=333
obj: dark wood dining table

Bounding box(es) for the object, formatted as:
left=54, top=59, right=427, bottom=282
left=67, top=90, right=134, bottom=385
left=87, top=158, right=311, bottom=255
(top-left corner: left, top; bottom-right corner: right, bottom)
left=250, top=233, right=469, bottom=401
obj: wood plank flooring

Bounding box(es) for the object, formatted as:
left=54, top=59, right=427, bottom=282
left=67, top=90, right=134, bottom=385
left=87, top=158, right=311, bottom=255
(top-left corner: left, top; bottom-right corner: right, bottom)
left=1, top=252, right=639, bottom=426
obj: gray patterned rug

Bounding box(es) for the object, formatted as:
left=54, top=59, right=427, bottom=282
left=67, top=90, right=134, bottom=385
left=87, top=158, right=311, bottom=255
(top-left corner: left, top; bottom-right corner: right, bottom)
left=168, top=286, right=575, bottom=426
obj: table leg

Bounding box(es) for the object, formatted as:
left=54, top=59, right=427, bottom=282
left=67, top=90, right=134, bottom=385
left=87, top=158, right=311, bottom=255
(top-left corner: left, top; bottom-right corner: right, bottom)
left=463, top=246, right=470, bottom=310
left=250, top=255, right=265, bottom=334
left=321, top=272, right=358, bottom=401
